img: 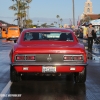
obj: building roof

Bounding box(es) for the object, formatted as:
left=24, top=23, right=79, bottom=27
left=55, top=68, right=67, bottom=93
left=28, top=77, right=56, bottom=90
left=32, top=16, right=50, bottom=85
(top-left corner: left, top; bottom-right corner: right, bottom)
left=0, top=20, right=17, bottom=27
left=87, top=14, right=100, bottom=20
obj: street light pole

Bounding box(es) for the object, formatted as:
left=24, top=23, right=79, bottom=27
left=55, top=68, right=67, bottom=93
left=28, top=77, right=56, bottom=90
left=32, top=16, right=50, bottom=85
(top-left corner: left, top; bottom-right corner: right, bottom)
left=72, top=0, right=75, bottom=26
left=17, top=0, right=20, bottom=27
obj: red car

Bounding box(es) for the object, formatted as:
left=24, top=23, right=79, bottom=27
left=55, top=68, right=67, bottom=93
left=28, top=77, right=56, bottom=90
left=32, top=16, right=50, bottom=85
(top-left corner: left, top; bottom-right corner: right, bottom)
left=10, top=28, right=87, bottom=83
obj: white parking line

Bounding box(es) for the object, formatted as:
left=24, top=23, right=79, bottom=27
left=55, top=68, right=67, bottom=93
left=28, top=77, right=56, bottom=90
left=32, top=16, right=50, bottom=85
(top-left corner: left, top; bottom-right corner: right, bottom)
left=0, top=81, right=12, bottom=100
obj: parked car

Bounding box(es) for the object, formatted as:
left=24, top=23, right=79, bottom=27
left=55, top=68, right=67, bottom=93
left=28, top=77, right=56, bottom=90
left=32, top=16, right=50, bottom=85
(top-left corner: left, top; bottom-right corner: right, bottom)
left=6, top=26, right=20, bottom=40
left=96, top=30, right=100, bottom=38
left=9, top=28, right=87, bottom=83
left=1, top=27, right=7, bottom=38
left=94, top=30, right=100, bottom=44
left=0, top=33, right=2, bottom=38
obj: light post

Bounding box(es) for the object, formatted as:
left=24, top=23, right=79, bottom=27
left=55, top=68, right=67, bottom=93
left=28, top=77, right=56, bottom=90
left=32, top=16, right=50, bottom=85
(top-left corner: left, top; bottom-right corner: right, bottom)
left=17, top=0, right=20, bottom=27
left=72, top=0, right=75, bottom=26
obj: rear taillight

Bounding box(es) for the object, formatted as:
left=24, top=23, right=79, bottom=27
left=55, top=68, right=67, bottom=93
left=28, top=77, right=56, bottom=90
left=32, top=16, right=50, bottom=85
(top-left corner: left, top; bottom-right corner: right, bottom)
left=15, top=55, right=35, bottom=61
left=26, top=56, right=35, bottom=60
left=73, top=56, right=83, bottom=60
left=64, top=56, right=72, bottom=60
left=16, top=56, right=25, bottom=60
left=63, top=55, right=83, bottom=61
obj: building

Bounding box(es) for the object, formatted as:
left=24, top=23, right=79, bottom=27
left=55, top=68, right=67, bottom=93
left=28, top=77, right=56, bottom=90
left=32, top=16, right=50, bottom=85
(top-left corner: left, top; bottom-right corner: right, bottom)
left=0, top=20, right=17, bottom=29
left=81, top=0, right=100, bottom=21
left=80, top=0, right=100, bottom=32
left=84, top=0, right=93, bottom=14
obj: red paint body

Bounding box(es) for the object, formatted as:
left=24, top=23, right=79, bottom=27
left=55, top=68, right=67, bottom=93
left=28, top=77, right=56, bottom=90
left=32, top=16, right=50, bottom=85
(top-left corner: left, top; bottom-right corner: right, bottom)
left=10, top=28, right=87, bottom=73
left=15, top=66, right=84, bottom=73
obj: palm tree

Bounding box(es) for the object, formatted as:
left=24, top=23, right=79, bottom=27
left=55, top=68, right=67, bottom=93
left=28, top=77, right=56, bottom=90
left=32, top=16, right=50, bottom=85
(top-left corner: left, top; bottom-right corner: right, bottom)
left=41, top=23, right=47, bottom=27
left=10, top=1, right=27, bottom=26
left=84, top=14, right=91, bottom=23
left=9, top=1, right=20, bottom=26
left=25, top=0, right=32, bottom=19
left=25, top=19, right=33, bottom=28
left=56, top=15, right=60, bottom=19
left=54, top=21, right=57, bottom=26
left=51, top=23, right=54, bottom=26
left=37, top=20, right=39, bottom=26
left=10, top=0, right=32, bottom=27
left=56, top=15, right=60, bottom=26
left=60, top=18, right=63, bottom=26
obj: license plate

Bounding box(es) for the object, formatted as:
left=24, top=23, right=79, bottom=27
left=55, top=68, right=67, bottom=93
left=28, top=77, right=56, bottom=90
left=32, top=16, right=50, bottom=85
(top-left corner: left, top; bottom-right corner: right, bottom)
left=42, top=66, right=56, bottom=73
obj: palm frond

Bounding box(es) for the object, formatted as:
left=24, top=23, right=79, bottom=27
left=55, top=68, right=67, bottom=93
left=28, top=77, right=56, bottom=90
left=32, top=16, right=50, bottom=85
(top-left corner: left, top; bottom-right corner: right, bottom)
left=9, top=6, right=17, bottom=11
left=25, top=0, right=32, bottom=3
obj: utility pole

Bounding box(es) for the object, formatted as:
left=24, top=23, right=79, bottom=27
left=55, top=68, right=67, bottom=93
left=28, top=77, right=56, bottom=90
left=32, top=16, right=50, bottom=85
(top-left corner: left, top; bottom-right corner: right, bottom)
left=17, top=0, right=20, bottom=27
left=72, top=0, right=75, bottom=26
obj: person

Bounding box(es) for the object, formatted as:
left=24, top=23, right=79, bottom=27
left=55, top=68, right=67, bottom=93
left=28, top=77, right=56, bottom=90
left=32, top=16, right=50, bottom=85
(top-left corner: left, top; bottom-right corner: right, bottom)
left=83, top=26, right=87, bottom=39
left=86, top=23, right=96, bottom=52
left=59, top=33, right=67, bottom=41
left=63, top=24, right=69, bottom=28
left=78, top=28, right=83, bottom=38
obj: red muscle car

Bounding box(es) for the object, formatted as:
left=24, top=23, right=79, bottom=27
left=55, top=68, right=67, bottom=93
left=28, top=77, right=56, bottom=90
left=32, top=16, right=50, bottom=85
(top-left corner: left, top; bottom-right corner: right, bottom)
left=10, top=28, right=87, bottom=83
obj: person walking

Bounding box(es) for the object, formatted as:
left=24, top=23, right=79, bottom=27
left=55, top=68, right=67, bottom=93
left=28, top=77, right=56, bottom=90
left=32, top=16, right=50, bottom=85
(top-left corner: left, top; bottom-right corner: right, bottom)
left=83, top=26, right=87, bottom=39
left=78, top=28, right=83, bottom=39
left=86, top=23, right=96, bottom=52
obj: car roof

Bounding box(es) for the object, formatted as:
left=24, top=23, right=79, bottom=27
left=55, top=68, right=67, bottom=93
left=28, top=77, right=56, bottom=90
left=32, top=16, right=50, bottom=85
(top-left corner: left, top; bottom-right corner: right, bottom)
left=22, top=28, right=73, bottom=33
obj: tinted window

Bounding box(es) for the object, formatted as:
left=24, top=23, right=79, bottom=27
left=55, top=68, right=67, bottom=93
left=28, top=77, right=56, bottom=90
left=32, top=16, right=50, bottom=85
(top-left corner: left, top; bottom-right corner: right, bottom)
left=24, top=32, right=73, bottom=41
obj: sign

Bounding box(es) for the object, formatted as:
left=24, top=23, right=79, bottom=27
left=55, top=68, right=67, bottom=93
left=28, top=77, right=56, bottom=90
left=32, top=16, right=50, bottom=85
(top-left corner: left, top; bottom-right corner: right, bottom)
left=2, top=24, right=7, bottom=26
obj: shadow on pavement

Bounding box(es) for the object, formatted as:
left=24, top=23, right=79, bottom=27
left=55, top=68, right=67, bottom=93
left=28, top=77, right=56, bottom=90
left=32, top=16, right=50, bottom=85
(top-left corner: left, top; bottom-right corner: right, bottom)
left=8, top=76, right=86, bottom=100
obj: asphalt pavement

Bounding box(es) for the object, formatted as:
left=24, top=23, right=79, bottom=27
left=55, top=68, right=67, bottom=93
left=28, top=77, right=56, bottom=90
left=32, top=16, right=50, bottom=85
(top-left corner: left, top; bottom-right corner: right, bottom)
left=78, top=38, right=100, bottom=60
left=0, top=39, right=100, bottom=100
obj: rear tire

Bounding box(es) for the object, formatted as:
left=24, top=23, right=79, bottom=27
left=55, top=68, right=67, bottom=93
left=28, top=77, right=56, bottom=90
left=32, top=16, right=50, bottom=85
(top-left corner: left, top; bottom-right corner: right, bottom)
left=74, top=67, right=86, bottom=83
left=10, top=66, right=20, bottom=82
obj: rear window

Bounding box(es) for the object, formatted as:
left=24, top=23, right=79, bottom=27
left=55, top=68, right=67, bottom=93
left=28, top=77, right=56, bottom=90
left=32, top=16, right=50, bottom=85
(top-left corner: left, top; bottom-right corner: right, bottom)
left=9, top=28, right=18, bottom=30
left=24, top=32, right=73, bottom=41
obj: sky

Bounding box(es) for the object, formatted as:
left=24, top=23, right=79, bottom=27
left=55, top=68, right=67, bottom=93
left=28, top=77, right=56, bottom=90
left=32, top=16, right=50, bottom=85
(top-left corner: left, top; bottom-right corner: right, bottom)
left=0, top=0, right=100, bottom=25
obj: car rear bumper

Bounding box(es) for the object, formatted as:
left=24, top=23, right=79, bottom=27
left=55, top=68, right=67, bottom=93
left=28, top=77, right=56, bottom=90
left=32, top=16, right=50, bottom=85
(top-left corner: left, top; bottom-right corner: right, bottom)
left=14, top=66, right=85, bottom=73
left=11, top=62, right=87, bottom=73
left=7, top=37, right=18, bottom=40
left=11, top=62, right=87, bottom=66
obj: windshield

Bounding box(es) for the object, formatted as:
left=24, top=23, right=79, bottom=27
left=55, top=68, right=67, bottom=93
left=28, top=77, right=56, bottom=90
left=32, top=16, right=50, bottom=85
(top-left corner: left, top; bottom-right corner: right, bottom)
left=24, top=32, right=73, bottom=41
